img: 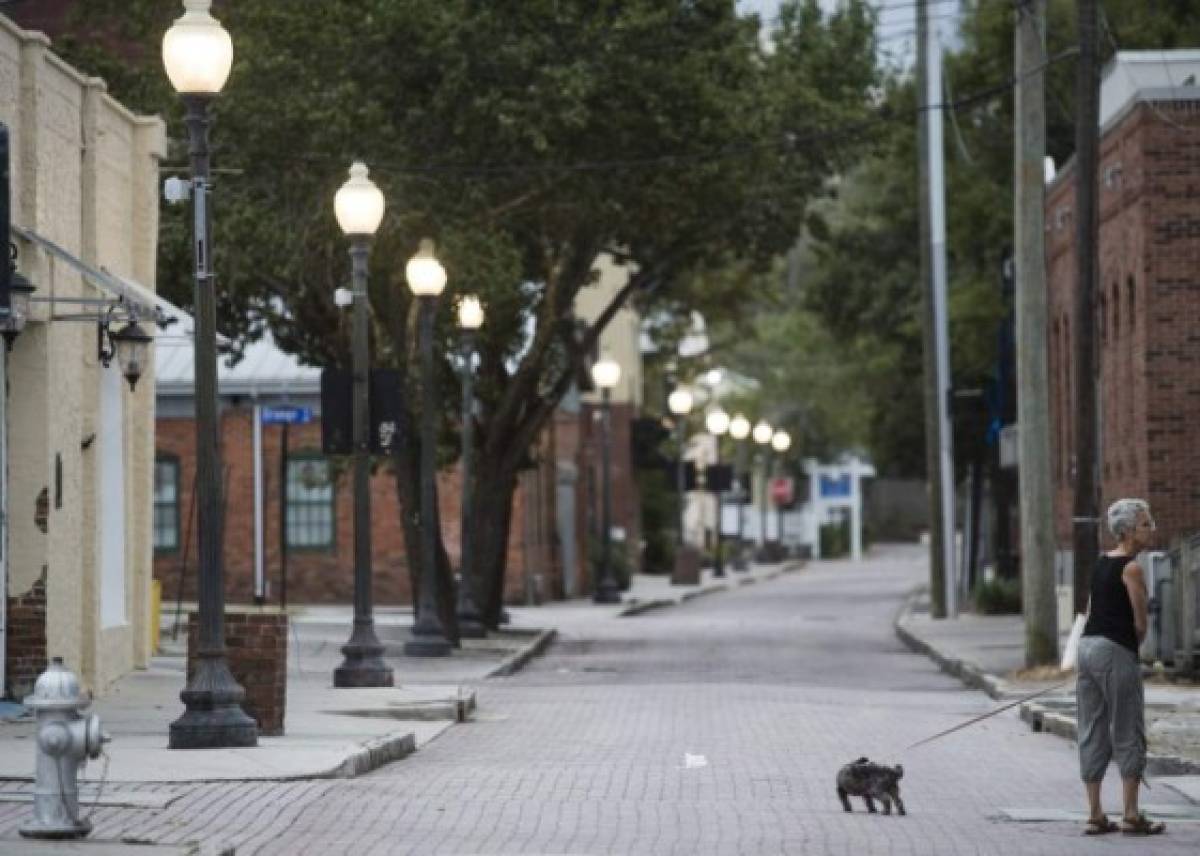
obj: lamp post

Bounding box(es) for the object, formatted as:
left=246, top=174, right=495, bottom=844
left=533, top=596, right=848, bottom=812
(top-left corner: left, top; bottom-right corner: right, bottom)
left=705, top=407, right=730, bottom=577
left=163, top=0, right=256, bottom=749
left=667, top=388, right=693, bottom=548
left=592, top=355, right=622, bottom=603
left=456, top=295, right=486, bottom=638
left=404, top=239, right=453, bottom=656
left=771, top=429, right=792, bottom=551
left=728, top=414, right=751, bottom=570
left=331, top=162, right=393, bottom=688
left=752, top=419, right=772, bottom=559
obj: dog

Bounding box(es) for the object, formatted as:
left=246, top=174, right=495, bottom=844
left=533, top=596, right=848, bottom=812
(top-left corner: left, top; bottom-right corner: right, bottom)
left=836, top=757, right=905, bottom=815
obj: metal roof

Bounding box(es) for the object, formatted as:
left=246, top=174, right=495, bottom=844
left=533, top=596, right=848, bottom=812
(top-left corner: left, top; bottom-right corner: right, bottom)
left=154, top=299, right=321, bottom=398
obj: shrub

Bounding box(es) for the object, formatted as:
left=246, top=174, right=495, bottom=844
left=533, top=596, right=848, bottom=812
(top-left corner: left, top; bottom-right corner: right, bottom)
left=973, top=576, right=1022, bottom=614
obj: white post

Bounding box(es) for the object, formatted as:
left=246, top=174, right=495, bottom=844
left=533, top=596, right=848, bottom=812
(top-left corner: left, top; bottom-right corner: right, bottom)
left=252, top=402, right=265, bottom=602
left=850, top=470, right=863, bottom=562
left=927, top=18, right=957, bottom=618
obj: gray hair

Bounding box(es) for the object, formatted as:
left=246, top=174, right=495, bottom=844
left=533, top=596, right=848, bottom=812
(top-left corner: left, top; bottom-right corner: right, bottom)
left=1107, top=498, right=1152, bottom=539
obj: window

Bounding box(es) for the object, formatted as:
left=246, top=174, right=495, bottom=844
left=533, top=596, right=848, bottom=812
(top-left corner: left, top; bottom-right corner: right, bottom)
left=286, top=454, right=335, bottom=549
left=153, top=455, right=181, bottom=553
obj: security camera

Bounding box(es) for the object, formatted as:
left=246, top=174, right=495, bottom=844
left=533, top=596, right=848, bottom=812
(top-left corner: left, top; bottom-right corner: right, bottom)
left=163, top=176, right=191, bottom=204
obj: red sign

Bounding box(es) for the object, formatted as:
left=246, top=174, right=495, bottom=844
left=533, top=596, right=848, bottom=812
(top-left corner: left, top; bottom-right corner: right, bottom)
left=770, top=477, right=794, bottom=506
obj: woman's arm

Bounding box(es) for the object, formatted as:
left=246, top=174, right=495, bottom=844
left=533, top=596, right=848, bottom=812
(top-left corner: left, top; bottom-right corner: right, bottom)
left=1122, top=561, right=1149, bottom=644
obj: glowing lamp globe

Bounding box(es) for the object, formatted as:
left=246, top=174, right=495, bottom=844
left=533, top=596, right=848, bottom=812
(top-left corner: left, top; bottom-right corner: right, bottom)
left=406, top=239, right=447, bottom=297
left=334, top=162, right=386, bottom=236
left=162, top=0, right=233, bottom=95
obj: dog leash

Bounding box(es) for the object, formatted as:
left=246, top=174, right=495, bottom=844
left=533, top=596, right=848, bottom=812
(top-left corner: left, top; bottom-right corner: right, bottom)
left=904, top=679, right=1072, bottom=750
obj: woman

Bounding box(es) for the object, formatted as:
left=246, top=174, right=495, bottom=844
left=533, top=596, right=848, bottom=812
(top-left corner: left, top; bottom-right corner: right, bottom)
left=1077, top=498, right=1164, bottom=836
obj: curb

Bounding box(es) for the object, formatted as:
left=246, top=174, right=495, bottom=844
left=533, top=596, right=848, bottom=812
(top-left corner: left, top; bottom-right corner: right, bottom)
left=893, top=594, right=1008, bottom=701
left=619, top=561, right=804, bottom=617
left=1019, top=700, right=1200, bottom=777
left=484, top=628, right=558, bottom=678
left=329, top=730, right=418, bottom=778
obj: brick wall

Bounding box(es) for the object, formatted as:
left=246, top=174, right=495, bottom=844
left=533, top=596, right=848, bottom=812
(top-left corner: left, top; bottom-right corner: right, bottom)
left=1046, top=99, right=1200, bottom=549
left=4, top=569, right=47, bottom=699
left=187, top=611, right=287, bottom=736
left=155, top=400, right=587, bottom=606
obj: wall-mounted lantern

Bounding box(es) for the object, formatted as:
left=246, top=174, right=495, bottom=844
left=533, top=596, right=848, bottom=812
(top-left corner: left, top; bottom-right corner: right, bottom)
left=98, top=316, right=153, bottom=391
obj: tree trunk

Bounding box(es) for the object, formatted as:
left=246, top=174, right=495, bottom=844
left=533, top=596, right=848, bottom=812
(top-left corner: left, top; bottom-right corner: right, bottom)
left=473, top=459, right=519, bottom=628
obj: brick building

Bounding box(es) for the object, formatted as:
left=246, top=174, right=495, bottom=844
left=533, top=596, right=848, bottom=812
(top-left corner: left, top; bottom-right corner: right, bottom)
left=153, top=305, right=643, bottom=609
left=1046, top=51, right=1200, bottom=558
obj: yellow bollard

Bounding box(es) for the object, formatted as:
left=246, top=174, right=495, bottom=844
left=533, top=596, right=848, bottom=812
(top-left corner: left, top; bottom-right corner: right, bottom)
left=150, top=579, right=162, bottom=657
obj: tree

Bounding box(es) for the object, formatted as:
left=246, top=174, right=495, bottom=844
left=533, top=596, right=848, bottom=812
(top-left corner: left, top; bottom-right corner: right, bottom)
left=53, top=0, right=881, bottom=623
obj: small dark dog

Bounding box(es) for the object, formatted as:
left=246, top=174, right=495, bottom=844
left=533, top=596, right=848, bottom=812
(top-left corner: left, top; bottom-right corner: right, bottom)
left=836, top=757, right=905, bottom=816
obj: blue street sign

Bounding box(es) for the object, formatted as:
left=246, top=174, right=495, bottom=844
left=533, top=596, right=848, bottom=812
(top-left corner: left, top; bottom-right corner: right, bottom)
left=261, top=406, right=314, bottom=426
left=819, top=474, right=851, bottom=499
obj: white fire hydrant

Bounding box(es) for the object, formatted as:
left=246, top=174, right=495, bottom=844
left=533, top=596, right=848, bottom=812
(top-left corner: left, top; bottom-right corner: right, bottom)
left=19, top=657, right=109, bottom=840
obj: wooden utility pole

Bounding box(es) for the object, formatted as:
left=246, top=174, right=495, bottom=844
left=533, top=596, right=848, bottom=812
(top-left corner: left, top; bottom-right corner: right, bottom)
left=917, top=0, right=955, bottom=617
left=1073, top=0, right=1100, bottom=613
left=1014, top=0, right=1058, bottom=666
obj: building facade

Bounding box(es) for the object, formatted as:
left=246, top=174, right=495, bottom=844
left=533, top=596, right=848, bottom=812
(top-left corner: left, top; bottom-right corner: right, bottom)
left=1046, top=52, right=1200, bottom=557
left=1, top=16, right=165, bottom=698
left=153, top=321, right=565, bottom=609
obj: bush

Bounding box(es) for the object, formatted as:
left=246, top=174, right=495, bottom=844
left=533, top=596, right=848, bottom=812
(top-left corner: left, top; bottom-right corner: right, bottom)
left=973, top=576, right=1021, bottom=614
left=819, top=520, right=850, bottom=558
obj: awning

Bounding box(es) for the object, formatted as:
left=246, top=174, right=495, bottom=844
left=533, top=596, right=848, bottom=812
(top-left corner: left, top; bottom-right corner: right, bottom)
left=11, top=224, right=176, bottom=327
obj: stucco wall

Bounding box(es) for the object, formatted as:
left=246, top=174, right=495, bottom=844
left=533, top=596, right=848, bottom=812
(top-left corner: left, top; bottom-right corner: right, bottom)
left=1, top=16, right=164, bottom=696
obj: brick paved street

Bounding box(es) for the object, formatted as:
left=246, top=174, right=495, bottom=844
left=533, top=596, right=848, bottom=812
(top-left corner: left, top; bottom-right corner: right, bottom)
left=4, top=545, right=1196, bottom=854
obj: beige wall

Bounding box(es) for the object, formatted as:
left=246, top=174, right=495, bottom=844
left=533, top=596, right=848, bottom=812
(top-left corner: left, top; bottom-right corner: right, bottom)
left=1, top=16, right=165, bottom=694
left=575, top=253, right=643, bottom=407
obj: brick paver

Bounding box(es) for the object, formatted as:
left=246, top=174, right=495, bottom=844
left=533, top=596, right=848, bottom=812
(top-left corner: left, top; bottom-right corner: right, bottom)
left=2, top=545, right=1195, bottom=854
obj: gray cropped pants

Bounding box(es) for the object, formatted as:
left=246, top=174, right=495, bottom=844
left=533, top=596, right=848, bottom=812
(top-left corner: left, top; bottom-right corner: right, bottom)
left=1076, top=635, right=1146, bottom=782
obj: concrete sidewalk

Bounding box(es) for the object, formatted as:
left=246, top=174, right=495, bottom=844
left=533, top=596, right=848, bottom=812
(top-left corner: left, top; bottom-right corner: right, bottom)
left=896, top=586, right=1200, bottom=800
left=0, top=558, right=797, bottom=787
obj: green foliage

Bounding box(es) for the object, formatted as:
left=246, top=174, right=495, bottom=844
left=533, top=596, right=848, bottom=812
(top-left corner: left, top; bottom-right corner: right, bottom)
left=819, top=520, right=850, bottom=559
left=50, top=0, right=884, bottom=600
left=973, top=576, right=1022, bottom=615
left=637, top=469, right=678, bottom=576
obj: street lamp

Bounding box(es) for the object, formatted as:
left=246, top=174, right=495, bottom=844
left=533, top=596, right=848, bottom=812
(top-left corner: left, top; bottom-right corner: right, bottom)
left=667, top=387, right=693, bottom=547
left=103, top=319, right=153, bottom=392
left=592, top=354, right=622, bottom=604
left=705, top=407, right=730, bottom=578
left=752, top=419, right=772, bottom=560
left=331, top=162, right=393, bottom=688
left=163, top=0, right=256, bottom=749
left=771, top=429, right=792, bottom=552
left=728, top=414, right=751, bottom=571
left=404, top=239, right=453, bottom=656
left=455, top=295, right=486, bottom=638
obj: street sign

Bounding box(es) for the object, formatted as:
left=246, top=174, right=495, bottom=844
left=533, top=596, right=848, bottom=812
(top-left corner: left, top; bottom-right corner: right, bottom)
left=320, top=368, right=404, bottom=454
left=261, top=406, right=313, bottom=425
left=819, top=473, right=851, bottom=499
left=770, top=476, right=794, bottom=506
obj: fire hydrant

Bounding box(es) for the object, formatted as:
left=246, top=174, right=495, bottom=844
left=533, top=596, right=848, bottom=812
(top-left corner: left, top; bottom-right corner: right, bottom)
left=20, top=657, right=110, bottom=840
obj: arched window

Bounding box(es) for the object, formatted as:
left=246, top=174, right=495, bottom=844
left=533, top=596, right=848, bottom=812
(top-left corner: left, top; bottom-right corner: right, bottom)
left=154, top=454, right=181, bottom=554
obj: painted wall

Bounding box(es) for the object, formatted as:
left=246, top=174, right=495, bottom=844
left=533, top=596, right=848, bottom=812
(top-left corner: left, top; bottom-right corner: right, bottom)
left=1, top=15, right=164, bottom=696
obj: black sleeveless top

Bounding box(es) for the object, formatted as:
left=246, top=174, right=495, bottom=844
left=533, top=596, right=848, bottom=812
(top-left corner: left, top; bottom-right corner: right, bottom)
left=1082, top=553, right=1139, bottom=654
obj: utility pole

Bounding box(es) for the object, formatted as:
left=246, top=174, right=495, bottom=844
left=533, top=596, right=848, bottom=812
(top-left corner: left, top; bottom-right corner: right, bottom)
left=917, top=0, right=956, bottom=618
left=1014, top=0, right=1058, bottom=666
left=1072, top=0, right=1100, bottom=614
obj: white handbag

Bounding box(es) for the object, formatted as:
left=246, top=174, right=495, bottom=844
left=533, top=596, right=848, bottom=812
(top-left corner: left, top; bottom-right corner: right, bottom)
left=1061, top=613, right=1087, bottom=671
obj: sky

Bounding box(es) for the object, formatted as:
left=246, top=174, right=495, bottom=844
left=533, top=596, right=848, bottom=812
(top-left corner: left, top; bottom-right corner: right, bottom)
left=736, top=0, right=960, bottom=69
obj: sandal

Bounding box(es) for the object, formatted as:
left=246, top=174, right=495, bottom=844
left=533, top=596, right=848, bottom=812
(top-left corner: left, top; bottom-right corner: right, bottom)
left=1121, top=813, right=1165, bottom=836
left=1083, top=816, right=1118, bottom=835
